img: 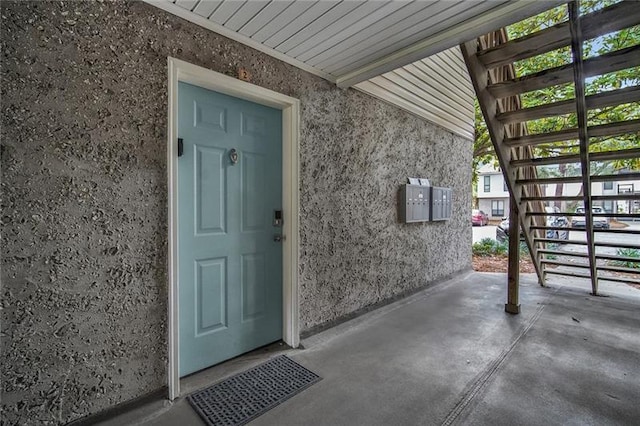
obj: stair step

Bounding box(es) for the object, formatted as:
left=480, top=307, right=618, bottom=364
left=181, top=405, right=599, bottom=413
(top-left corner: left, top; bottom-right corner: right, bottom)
left=538, top=249, right=589, bottom=258
left=594, top=241, right=640, bottom=249
left=521, top=195, right=585, bottom=202
left=517, top=172, right=640, bottom=185
left=517, top=175, right=583, bottom=185
left=521, top=194, right=640, bottom=202
left=545, top=269, right=640, bottom=287
left=540, top=259, right=590, bottom=268
left=504, top=119, right=640, bottom=147
left=593, top=228, right=640, bottom=235
left=595, top=253, right=640, bottom=264
left=476, top=2, right=640, bottom=69
left=527, top=212, right=639, bottom=219
left=497, top=86, right=640, bottom=124
left=598, top=275, right=640, bottom=285
left=534, top=238, right=585, bottom=244
left=544, top=269, right=592, bottom=279
left=592, top=172, right=640, bottom=182
left=487, top=45, right=640, bottom=98
left=540, top=260, right=640, bottom=275
left=512, top=154, right=582, bottom=167
left=529, top=226, right=640, bottom=235
left=529, top=225, right=640, bottom=235
left=537, top=250, right=640, bottom=264
left=530, top=226, right=572, bottom=231
left=530, top=227, right=640, bottom=235
left=530, top=226, right=575, bottom=232
left=511, top=148, right=640, bottom=167
left=597, top=265, right=640, bottom=274
left=593, top=194, right=640, bottom=201
left=529, top=225, right=584, bottom=231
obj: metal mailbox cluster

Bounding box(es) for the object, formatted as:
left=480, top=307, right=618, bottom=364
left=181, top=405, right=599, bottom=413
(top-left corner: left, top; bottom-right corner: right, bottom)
left=400, top=184, right=452, bottom=223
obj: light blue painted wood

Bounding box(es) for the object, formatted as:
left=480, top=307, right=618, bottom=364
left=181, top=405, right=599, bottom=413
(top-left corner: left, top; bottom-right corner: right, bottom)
left=178, top=82, right=282, bottom=376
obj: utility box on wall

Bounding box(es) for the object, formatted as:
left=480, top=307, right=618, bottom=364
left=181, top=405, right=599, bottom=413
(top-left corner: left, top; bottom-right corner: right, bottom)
left=401, top=184, right=431, bottom=223
left=431, top=187, right=453, bottom=221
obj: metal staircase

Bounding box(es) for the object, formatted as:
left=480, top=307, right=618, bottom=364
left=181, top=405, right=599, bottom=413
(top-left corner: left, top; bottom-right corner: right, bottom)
left=461, top=0, right=640, bottom=296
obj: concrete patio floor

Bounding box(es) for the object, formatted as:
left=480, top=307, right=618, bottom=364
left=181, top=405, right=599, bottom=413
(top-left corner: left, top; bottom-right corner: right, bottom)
left=96, top=271, right=640, bottom=426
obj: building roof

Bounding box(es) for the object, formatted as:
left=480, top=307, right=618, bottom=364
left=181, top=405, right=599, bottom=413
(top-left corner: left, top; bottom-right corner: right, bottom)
left=478, top=163, right=502, bottom=175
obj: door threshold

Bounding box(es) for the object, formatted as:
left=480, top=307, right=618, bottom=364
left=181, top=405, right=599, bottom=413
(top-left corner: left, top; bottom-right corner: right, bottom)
left=179, top=341, right=298, bottom=397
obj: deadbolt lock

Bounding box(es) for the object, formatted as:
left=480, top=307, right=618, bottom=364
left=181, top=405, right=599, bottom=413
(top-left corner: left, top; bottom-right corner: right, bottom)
left=273, top=210, right=283, bottom=227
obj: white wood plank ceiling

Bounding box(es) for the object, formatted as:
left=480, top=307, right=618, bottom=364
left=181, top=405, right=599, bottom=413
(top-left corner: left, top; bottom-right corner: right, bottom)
left=146, top=0, right=561, bottom=139
left=147, top=0, right=561, bottom=87
left=355, top=46, right=475, bottom=139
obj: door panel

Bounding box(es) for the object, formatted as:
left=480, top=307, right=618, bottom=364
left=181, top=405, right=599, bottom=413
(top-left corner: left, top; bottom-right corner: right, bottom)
left=196, top=258, right=227, bottom=334
left=194, top=101, right=227, bottom=132
left=241, top=253, right=266, bottom=322
left=241, top=151, right=267, bottom=232
left=195, top=145, right=226, bottom=235
left=178, top=82, right=283, bottom=377
left=241, top=112, right=267, bottom=136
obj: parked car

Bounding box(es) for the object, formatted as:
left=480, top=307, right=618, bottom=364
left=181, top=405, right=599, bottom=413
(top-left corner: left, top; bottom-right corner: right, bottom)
left=472, top=209, right=489, bottom=226
left=571, top=206, right=610, bottom=229
left=497, top=207, right=569, bottom=242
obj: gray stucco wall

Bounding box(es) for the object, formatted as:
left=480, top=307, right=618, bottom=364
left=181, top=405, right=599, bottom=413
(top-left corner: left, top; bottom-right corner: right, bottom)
left=1, top=1, right=472, bottom=424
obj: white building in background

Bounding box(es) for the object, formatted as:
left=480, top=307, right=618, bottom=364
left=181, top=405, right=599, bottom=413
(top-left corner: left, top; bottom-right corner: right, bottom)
left=476, top=164, right=510, bottom=219
left=475, top=164, right=640, bottom=219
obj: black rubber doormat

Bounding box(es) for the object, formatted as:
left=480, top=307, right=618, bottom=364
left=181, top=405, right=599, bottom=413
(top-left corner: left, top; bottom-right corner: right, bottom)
left=187, top=355, right=322, bottom=426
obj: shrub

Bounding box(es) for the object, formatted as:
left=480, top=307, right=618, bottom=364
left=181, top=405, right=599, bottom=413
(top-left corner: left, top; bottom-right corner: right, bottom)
left=495, top=240, right=509, bottom=256
left=473, top=238, right=508, bottom=257
left=472, top=238, right=537, bottom=258
left=495, top=237, right=530, bottom=257
left=611, top=248, right=640, bottom=269
left=472, top=238, right=495, bottom=256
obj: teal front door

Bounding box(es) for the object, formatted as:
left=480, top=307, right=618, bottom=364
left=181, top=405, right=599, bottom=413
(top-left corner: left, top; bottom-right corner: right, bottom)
left=178, top=82, right=283, bottom=377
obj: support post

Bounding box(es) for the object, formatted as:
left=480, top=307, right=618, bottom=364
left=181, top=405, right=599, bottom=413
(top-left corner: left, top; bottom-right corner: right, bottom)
left=569, top=0, right=599, bottom=295
left=506, top=197, right=521, bottom=314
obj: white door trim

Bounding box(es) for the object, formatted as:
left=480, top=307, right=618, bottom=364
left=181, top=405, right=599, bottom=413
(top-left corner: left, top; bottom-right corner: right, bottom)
left=167, top=57, right=300, bottom=400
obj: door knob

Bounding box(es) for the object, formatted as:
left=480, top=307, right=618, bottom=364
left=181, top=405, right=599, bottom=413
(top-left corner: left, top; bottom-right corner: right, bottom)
left=273, top=234, right=285, bottom=242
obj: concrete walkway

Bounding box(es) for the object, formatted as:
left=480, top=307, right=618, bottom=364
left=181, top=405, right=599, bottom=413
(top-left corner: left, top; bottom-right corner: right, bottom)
left=98, top=272, right=640, bottom=426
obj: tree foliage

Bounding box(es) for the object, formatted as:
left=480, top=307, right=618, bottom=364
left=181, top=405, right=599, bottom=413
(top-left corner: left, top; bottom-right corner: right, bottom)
left=473, top=0, right=640, bottom=179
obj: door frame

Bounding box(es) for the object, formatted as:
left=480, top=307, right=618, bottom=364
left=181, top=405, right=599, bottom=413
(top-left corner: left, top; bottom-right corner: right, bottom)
left=166, top=57, right=300, bottom=400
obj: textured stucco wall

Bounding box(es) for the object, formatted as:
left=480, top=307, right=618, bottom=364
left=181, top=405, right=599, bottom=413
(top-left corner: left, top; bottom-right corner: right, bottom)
left=1, top=1, right=472, bottom=424
left=298, top=92, right=472, bottom=330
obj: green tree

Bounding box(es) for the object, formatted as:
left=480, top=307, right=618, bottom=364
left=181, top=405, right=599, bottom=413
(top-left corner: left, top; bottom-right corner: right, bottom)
left=473, top=0, right=640, bottom=186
